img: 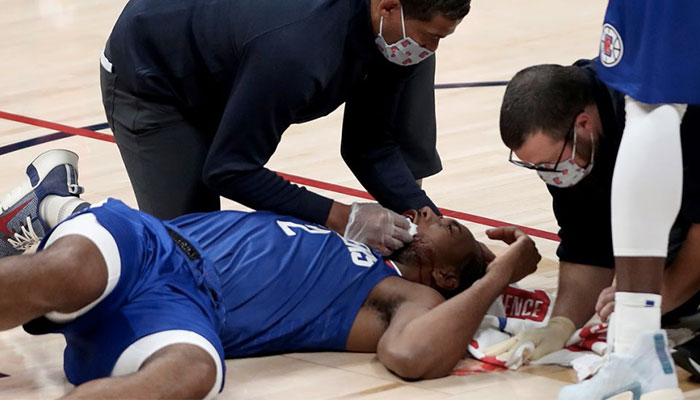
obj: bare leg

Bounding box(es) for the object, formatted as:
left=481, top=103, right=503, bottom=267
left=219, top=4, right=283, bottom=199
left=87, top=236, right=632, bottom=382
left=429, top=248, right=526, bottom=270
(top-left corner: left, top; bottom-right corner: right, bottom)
left=63, top=344, right=217, bottom=400
left=0, top=236, right=106, bottom=330
left=615, top=257, right=664, bottom=294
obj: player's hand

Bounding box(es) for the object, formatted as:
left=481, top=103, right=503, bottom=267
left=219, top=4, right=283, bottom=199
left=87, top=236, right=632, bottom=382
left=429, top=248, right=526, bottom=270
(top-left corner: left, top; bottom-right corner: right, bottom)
left=595, top=285, right=616, bottom=322
left=482, top=316, right=576, bottom=364
left=344, top=202, right=413, bottom=256
left=485, top=226, right=540, bottom=283
left=478, top=241, right=497, bottom=264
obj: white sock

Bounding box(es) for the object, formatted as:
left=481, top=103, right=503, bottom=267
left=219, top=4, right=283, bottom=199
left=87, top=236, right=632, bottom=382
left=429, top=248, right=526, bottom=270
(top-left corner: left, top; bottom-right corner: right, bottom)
left=612, top=291, right=661, bottom=356
left=39, top=195, right=90, bottom=228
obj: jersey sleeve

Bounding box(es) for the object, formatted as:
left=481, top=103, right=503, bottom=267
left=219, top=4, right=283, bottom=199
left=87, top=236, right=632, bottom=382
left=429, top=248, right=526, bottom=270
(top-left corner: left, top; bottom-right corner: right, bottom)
left=340, top=57, right=439, bottom=214
left=202, top=35, right=334, bottom=225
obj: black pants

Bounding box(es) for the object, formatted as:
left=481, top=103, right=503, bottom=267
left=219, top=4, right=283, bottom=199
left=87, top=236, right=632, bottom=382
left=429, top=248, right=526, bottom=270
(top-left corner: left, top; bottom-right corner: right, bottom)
left=662, top=216, right=700, bottom=326
left=100, top=63, right=220, bottom=220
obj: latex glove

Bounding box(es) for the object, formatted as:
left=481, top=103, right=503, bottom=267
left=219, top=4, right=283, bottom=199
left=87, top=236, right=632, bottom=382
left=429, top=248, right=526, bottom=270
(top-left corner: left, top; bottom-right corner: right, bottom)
left=344, top=202, right=413, bottom=256
left=482, top=316, right=576, bottom=364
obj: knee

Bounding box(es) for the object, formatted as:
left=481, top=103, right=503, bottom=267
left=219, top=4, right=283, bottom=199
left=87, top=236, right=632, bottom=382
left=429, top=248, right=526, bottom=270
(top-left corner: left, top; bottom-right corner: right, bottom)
left=185, top=352, right=219, bottom=399
left=38, top=236, right=108, bottom=314
left=142, top=344, right=220, bottom=400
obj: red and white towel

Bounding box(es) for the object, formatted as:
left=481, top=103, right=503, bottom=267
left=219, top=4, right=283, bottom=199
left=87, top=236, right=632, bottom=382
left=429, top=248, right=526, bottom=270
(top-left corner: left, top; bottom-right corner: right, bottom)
left=453, top=285, right=608, bottom=380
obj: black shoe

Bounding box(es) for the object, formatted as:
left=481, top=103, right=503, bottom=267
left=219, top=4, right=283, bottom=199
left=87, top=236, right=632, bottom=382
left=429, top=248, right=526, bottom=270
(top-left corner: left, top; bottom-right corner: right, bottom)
left=673, top=334, right=700, bottom=380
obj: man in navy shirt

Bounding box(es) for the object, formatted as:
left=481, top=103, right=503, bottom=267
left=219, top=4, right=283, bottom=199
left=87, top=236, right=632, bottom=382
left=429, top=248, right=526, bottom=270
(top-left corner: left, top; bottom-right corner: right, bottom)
left=492, top=59, right=700, bottom=399
left=0, top=149, right=539, bottom=399
left=101, top=0, right=470, bottom=255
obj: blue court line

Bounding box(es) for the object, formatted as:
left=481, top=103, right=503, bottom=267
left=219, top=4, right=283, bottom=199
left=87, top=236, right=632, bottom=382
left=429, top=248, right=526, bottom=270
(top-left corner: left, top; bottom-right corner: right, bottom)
left=0, top=80, right=507, bottom=156
left=435, top=81, right=509, bottom=89
left=0, top=122, right=109, bottom=156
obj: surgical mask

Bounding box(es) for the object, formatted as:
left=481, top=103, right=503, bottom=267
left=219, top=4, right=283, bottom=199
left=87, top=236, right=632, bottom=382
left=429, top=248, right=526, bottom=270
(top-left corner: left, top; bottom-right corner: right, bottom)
left=536, top=129, right=595, bottom=188
left=375, top=7, right=434, bottom=66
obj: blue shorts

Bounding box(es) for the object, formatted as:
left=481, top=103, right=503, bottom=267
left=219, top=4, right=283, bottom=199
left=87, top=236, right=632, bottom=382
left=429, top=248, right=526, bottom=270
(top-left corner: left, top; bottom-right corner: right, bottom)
left=23, top=199, right=226, bottom=388
left=598, top=0, right=700, bottom=104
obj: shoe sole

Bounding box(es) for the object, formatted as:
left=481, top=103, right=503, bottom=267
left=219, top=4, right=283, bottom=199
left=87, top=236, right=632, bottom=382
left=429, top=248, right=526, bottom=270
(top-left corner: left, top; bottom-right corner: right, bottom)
left=606, top=388, right=684, bottom=400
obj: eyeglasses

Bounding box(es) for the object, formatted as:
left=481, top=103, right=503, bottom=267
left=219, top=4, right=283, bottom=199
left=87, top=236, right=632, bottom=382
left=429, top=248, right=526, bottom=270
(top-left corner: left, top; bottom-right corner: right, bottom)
left=508, top=110, right=582, bottom=172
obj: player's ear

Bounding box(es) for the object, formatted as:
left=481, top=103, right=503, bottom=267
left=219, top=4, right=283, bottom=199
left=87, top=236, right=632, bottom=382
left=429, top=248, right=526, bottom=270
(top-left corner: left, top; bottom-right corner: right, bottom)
left=377, top=0, right=401, bottom=17
left=432, top=265, right=459, bottom=291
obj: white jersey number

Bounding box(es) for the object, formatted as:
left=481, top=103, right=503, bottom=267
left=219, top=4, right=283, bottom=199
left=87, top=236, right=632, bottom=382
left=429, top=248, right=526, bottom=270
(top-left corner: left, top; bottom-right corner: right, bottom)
left=276, top=220, right=331, bottom=236
left=276, top=220, right=377, bottom=267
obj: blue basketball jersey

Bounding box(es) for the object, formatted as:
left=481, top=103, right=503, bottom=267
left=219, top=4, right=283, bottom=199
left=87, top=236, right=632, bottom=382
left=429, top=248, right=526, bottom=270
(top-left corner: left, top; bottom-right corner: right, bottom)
left=597, top=0, right=700, bottom=104
left=170, top=210, right=400, bottom=357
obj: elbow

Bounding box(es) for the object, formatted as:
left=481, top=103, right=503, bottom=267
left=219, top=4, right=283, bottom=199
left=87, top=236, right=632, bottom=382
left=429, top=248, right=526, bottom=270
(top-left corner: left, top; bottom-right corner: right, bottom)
left=201, top=160, right=222, bottom=191
left=201, top=162, right=243, bottom=194
left=380, top=348, right=432, bottom=381
left=340, top=144, right=359, bottom=169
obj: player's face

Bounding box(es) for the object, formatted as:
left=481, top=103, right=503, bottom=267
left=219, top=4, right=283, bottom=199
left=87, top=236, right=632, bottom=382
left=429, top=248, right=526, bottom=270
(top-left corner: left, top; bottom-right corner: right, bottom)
left=395, top=206, right=480, bottom=287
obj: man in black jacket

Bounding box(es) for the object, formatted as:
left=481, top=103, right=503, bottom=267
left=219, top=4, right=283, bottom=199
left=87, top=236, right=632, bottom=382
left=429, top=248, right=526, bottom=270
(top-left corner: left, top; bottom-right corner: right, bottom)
left=488, top=59, right=700, bottom=383
left=101, top=0, right=470, bottom=255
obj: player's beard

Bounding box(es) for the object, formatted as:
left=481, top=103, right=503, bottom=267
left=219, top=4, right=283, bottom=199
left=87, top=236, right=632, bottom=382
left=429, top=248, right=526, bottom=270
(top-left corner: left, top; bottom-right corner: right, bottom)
left=389, top=234, right=434, bottom=270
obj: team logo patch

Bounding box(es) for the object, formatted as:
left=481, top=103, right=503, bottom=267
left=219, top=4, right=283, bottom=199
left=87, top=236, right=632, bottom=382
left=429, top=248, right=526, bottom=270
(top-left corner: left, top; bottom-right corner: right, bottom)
left=600, top=23, right=623, bottom=67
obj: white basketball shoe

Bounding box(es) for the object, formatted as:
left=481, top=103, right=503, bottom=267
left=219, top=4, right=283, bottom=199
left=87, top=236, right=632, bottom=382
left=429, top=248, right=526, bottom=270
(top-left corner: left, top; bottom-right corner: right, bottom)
left=0, top=149, right=85, bottom=256
left=558, top=330, right=683, bottom=400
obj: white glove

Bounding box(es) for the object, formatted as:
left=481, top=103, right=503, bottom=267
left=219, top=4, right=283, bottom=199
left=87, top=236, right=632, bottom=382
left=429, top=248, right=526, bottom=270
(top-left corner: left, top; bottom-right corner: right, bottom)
left=344, top=202, right=413, bottom=256
left=482, top=316, right=576, bottom=364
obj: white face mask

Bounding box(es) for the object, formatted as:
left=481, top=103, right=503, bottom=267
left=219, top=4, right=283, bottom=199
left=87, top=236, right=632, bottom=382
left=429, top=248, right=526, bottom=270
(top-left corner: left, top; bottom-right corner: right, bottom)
left=375, top=7, right=434, bottom=66
left=536, top=129, right=596, bottom=188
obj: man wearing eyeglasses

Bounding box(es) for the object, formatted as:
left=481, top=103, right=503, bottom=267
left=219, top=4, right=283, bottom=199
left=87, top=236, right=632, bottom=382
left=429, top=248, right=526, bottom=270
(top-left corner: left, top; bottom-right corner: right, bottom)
left=487, top=59, right=700, bottom=385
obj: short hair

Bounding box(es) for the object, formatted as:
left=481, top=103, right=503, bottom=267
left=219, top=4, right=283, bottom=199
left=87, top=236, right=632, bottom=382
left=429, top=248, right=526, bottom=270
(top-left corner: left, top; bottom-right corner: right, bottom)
left=437, top=247, right=487, bottom=299
left=402, top=0, right=471, bottom=21
left=499, top=64, right=594, bottom=150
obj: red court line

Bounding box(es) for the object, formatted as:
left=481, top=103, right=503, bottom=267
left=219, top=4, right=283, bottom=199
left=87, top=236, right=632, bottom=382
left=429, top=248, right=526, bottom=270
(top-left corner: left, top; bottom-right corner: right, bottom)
left=0, top=111, right=115, bottom=143
left=278, top=172, right=560, bottom=241
left=0, top=110, right=560, bottom=241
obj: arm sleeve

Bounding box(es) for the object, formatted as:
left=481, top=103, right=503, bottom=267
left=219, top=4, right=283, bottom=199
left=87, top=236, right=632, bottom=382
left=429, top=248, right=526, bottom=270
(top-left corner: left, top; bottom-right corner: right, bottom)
left=202, top=40, right=333, bottom=225
left=341, top=57, right=439, bottom=214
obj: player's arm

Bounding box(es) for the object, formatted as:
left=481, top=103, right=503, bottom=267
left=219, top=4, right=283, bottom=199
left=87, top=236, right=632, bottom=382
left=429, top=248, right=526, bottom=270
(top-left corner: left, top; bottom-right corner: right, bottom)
left=340, top=57, right=439, bottom=215
left=553, top=262, right=614, bottom=327
left=377, top=227, right=539, bottom=380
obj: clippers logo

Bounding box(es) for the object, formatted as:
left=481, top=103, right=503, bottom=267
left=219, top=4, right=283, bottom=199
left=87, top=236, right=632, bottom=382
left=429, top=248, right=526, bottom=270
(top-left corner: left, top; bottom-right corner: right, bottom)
left=600, top=23, right=623, bottom=67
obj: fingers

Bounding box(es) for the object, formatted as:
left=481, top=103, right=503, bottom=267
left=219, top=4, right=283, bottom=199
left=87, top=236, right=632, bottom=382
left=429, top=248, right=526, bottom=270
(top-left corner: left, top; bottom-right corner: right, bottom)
left=485, top=226, right=526, bottom=244
left=391, top=212, right=410, bottom=230
left=598, top=301, right=614, bottom=322
left=482, top=336, right=518, bottom=357
left=391, top=226, right=413, bottom=244
left=594, top=286, right=616, bottom=316
left=529, top=344, right=555, bottom=361
left=382, top=236, right=405, bottom=255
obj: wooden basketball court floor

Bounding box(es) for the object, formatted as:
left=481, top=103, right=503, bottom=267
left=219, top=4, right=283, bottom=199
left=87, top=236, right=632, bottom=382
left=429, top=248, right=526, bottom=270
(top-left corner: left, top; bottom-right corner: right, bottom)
left=1, top=0, right=699, bottom=398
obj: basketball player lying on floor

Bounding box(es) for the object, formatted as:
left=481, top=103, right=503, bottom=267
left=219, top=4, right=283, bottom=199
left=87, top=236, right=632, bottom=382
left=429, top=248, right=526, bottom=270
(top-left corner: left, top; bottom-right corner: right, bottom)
left=0, top=150, right=540, bottom=400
